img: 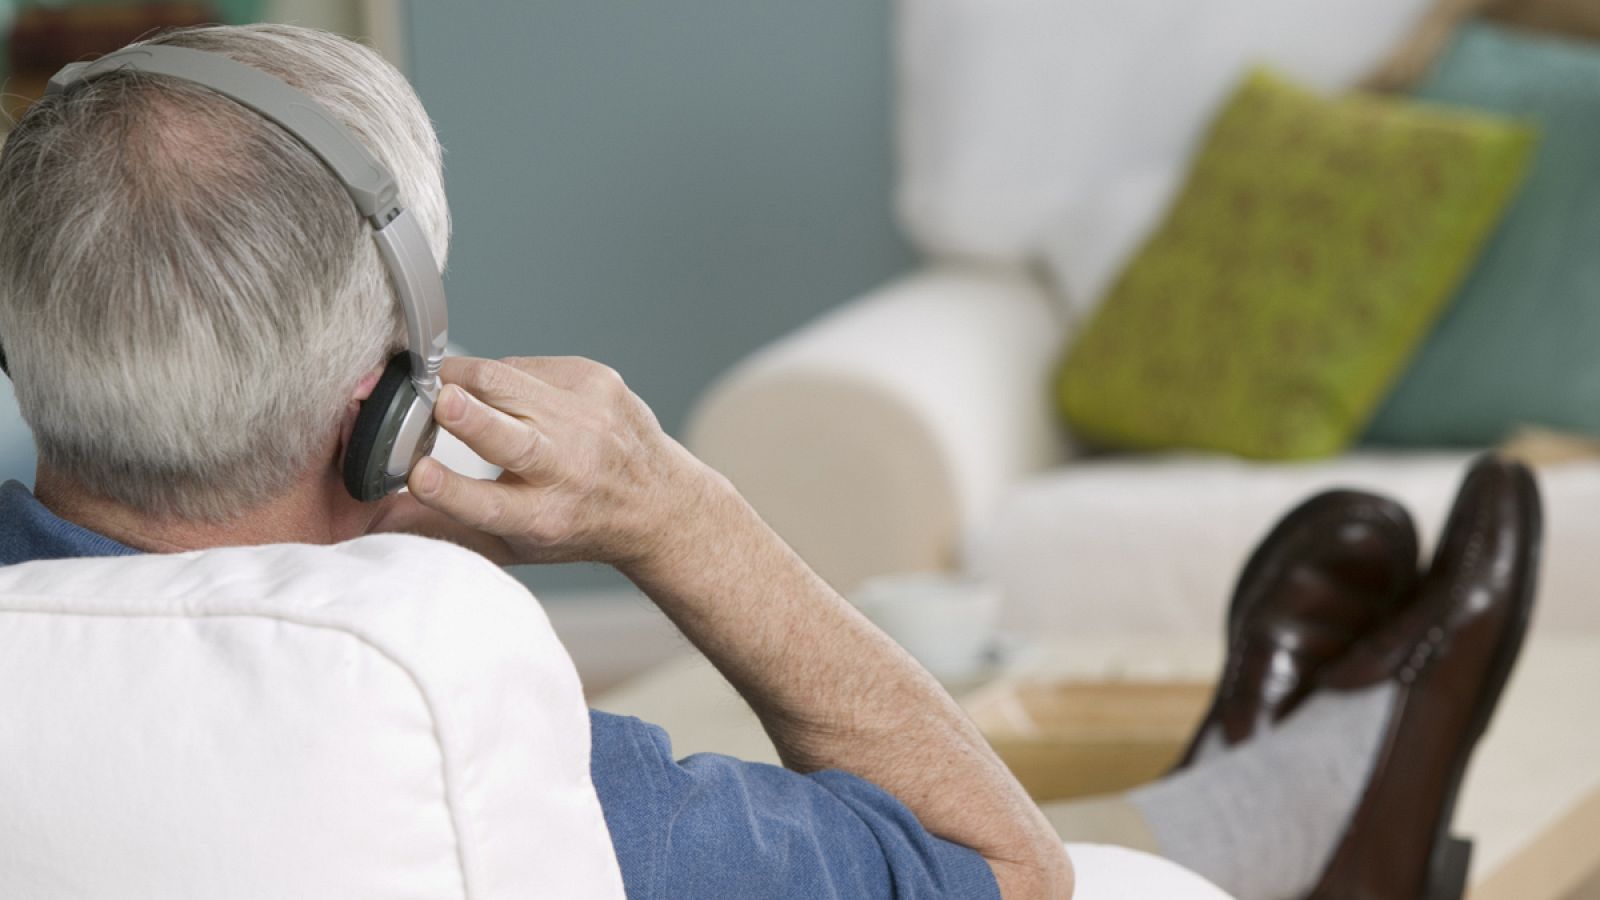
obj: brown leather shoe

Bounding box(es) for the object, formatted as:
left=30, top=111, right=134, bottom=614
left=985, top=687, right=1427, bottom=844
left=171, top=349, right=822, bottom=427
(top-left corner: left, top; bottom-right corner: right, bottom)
left=1175, top=490, right=1420, bottom=769
left=1307, top=455, right=1542, bottom=900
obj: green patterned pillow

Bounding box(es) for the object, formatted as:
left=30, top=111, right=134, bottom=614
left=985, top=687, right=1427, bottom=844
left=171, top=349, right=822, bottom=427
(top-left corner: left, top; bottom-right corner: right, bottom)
left=1056, top=69, right=1535, bottom=459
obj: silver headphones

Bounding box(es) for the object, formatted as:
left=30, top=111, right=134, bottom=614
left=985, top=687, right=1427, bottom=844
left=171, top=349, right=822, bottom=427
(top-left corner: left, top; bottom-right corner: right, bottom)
left=11, top=44, right=448, bottom=502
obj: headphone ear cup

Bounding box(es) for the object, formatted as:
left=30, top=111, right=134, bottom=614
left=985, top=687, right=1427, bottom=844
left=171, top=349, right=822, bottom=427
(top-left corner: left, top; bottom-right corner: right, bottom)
left=343, top=354, right=423, bottom=502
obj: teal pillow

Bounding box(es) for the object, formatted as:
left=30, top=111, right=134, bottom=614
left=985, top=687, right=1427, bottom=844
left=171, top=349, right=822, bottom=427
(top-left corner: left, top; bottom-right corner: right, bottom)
left=1367, top=24, right=1600, bottom=445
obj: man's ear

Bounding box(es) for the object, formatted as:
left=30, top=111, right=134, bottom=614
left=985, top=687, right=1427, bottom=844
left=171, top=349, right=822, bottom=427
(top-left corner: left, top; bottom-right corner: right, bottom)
left=335, top=366, right=388, bottom=462
left=352, top=367, right=385, bottom=403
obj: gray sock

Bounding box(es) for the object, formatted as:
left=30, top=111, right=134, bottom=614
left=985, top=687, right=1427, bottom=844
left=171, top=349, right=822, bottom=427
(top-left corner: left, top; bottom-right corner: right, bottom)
left=1187, top=725, right=1230, bottom=766
left=1129, top=684, right=1398, bottom=900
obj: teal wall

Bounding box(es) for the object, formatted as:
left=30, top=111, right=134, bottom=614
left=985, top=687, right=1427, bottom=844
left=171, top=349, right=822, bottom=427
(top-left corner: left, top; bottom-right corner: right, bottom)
left=0, top=378, right=34, bottom=487
left=404, top=1, right=914, bottom=593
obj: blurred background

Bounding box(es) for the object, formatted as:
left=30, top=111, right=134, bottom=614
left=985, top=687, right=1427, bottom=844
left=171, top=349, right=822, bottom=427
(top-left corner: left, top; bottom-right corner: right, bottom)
left=7, top=0, right=1600, bottom=677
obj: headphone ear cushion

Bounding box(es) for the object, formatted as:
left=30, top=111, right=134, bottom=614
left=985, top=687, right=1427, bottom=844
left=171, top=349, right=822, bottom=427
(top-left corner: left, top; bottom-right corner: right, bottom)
left=343, top=354, right=416, bottom=502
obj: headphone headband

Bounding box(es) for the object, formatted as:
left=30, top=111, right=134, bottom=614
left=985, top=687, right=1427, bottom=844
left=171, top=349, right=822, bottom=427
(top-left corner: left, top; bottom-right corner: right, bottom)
left=46, top=43, right=447, bottom=396
left=51, top=46, right=401, bottom=225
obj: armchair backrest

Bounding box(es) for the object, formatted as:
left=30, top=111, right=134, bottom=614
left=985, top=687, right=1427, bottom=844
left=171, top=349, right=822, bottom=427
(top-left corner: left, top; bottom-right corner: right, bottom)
left=0, top=535, right=625, bottom=900
left=895, top=0, right=1434, bottom=304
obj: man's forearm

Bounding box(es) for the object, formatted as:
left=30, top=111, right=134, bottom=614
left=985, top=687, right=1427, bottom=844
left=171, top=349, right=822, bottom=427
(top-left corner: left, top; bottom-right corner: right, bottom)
left=618, top=468, right=1073, bottom=900
left=400, top=356, right=1071, bottom=896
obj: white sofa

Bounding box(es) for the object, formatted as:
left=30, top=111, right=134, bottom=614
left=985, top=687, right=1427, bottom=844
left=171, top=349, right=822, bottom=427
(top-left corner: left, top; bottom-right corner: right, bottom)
left=686, top=0, right=1600, bottom=638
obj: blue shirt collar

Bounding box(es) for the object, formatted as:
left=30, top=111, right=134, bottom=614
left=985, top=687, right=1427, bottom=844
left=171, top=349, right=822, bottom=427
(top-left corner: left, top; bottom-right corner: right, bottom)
left=0, top=480, right=137, bottom=566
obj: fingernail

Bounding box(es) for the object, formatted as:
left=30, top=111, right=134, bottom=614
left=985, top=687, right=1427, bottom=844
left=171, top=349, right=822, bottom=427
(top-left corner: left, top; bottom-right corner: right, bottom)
left=439, top=386, right=465, bottom=422
left=416, top=459, right=443, bottom=495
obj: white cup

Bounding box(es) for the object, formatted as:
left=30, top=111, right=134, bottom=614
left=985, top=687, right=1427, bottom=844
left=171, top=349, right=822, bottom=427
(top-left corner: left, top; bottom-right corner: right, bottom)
left=849, top=573, right=1001, bottom=682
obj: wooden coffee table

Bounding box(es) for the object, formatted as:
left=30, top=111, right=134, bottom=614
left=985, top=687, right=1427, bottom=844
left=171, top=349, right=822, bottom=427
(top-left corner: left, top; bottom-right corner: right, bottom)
left=595, top=635, right=1600, bottom=899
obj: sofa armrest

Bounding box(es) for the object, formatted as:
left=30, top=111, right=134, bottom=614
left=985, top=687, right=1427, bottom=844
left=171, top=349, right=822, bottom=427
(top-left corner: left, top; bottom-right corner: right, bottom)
left=686, top=265, right=1071, bottom=592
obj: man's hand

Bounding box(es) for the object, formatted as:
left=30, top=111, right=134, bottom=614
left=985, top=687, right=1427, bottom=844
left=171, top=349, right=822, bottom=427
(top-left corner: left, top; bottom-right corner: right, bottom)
left=396, top=354, right=1073, bottom=900
left=401, top=356, right=722, bottom=568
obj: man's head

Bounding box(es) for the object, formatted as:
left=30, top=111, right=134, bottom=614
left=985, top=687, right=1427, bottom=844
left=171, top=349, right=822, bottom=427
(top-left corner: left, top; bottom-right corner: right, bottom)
left=0, top=24, right=449, bottom=522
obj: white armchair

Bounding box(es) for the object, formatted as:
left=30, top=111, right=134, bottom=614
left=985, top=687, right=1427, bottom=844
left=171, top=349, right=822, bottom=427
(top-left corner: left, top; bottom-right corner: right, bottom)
left=0, top=537, right=625, bottom=900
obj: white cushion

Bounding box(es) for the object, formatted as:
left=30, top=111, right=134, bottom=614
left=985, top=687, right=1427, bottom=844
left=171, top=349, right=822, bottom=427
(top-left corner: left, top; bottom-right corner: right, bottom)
left=1044, top=164, right=1183, bottom=325
left=0, top=535, right=625, bottom=900
left=896, top=0, right=1431, bottom=311
left=1067, top=844, right=1233, bottom=899
left=969, top=453, right=1600, bottom=637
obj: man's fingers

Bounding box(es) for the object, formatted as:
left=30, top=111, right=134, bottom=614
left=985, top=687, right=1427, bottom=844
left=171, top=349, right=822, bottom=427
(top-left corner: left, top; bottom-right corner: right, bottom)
left=433, top=384, right=554, bottom=477
left=439, top=356, right=560, bottom=417
left=407, top=456, right=524, bottom=536
left=498, top=355, right=622, bottom=394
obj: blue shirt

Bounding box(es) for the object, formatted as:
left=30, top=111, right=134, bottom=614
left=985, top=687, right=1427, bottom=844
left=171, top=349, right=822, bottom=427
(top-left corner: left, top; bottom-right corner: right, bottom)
left=0, top=480, right=1000, bottom=900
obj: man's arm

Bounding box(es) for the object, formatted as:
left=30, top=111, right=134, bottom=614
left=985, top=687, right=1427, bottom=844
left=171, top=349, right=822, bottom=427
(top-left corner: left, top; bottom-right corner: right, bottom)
left=401, top=356, right=1073, bottom=900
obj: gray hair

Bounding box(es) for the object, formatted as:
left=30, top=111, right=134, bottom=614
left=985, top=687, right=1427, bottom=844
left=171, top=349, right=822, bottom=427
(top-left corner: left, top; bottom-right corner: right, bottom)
left=0, top=24, right=450, bottom=520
